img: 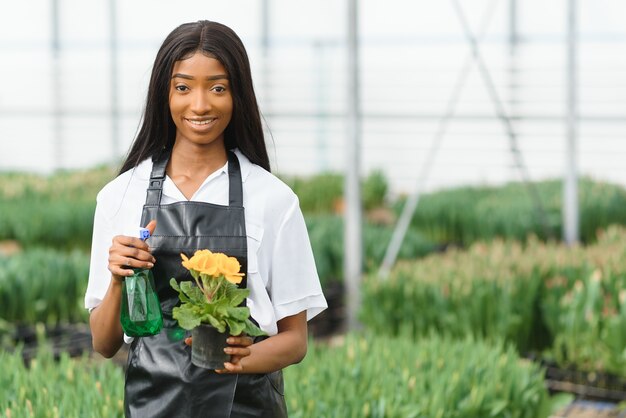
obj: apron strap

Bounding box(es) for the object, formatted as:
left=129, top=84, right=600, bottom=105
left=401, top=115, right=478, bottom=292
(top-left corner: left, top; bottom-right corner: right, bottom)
left=227, top=151, right=244, bottom=207
left=146, top=149, right=169, bottom=206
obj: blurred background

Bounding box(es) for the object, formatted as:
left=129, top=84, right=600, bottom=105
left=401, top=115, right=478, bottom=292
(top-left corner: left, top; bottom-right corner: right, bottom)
left=2, top=0, right=625, bottom=194
left=2, top=1, right=626, bottom=417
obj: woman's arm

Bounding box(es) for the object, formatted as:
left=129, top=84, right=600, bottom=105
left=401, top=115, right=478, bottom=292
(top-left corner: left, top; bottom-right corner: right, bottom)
left=89, top=279, right=125, bottom=358
left=90, top=220, right=157, bottom=358
left=218, top=311, right=308, bottom=374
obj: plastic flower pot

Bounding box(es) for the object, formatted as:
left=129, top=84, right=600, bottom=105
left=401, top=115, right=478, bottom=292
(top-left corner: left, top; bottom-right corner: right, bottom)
left=191, top=324, right=230, bottom=370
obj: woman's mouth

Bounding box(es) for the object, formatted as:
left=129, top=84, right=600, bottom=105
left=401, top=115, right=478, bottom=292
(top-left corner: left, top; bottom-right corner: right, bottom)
left=184, top=117, right=218, bottom=131
left=186, top=117, right=216, bottom=126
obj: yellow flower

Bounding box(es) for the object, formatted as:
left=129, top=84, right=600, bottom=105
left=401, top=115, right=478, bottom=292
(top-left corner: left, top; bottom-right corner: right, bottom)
left=216, top=253, right=245, bottom=284
left=181, top=250, right=218, bottom=276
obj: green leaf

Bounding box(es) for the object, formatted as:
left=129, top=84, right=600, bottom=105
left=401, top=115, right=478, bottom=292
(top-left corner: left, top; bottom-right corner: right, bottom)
left=170, top=278, right=192, bottom=304
left=243, top=319, right=267, bottom=337
left=179, top=281, right=205, bottom=304
left=201, top=313, right=226, bottom=333
left=224, top=284, right=249, bottom=307
left=172, top=305, right=201, bottom=330
left=224, top=318, right=245, bottom=336
left=227, top=306, right=251, bottom=321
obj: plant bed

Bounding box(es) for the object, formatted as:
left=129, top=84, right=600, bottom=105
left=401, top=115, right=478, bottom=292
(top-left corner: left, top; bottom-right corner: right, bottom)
left=5, top=323, right=93, bottom=364
left=553, top=400, right=626, bottom=418
left=527, top=356, right=626, bottom=403
left=545, top=368, right=626, bottom=403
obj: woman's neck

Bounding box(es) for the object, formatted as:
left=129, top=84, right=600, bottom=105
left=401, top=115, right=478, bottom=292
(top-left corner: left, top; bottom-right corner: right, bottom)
left=166, top=140, right=228, bottom=200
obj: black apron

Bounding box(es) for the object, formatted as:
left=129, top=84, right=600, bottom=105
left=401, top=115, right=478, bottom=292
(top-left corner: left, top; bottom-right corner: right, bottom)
left=124, top=150, right=288, bottom=418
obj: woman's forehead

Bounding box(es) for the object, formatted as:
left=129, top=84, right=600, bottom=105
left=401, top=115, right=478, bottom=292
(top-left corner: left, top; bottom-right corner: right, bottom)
left=171, top=52, right=228, bottom=78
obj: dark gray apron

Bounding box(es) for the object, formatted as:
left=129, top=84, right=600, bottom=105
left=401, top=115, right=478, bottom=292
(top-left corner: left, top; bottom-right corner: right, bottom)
left=124, top=149, right=287, bottom=418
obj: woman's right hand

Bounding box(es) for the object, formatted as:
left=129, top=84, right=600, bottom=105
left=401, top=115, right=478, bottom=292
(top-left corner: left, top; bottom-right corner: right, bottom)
left=108, top=220, right=157, bottom=282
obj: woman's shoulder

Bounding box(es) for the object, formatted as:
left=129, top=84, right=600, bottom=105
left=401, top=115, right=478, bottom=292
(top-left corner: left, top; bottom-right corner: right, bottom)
left=245, top=163, right=299, bottom=206
left=95, top=159, right=151, bottom=213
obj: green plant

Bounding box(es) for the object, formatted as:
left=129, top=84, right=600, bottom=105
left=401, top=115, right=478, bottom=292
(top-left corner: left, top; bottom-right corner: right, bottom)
left=362, top=225, right=626, bottom=377
left=362, top=239, right=544, bottom=352
left=170, top=250, right=265, bottom=336
left=0, top=249, right=90, bottom=326
left=306, top=215, right=436, bottom=286
left=285, top=333, right=565, bottom=418
left=402, top=178, right=626, bottom=246
left=0, top=334, right=125, bottom=417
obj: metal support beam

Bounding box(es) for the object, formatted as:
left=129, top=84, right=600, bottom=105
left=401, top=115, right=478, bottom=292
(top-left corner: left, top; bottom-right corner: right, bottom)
left=109, top=0, right=120, bottom=160
left=260, top=0, right=270, bottom=108
left=345, top=0, right=362, bottom=331
left=508, top=0, right=519, bottom=175
left=452, top=0, right=553, bottom=240
left=379, top=1, right=498, bottom=278
left=52, top=0, right=62, bottom=169
left=564, top=0, right=579, bottom=244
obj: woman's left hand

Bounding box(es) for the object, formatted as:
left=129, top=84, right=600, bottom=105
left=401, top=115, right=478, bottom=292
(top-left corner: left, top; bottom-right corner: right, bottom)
left=184, top=334, right=254, bottom=374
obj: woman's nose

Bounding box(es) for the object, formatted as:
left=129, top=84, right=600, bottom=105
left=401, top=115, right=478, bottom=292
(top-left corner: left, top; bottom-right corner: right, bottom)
left=190, top=91, right=211, bottom=113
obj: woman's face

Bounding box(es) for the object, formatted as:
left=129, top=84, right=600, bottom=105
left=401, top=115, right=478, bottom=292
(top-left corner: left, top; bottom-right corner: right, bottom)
left=169, top=51, right=233, bottom=149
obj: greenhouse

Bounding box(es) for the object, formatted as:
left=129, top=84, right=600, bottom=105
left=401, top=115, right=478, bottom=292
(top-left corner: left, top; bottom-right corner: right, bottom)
left=2, top=1, right=626, bottom=417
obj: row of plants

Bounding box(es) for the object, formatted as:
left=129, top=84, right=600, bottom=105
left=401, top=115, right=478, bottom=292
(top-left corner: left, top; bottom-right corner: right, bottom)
left=0, top=166, right=113, bottom=251
left=362, top=225, right=626, bottom=378
left=6, top=166, right=626, bottom=251
left=0, top=169, right=389, bottom=251
left=0, top=249, right=89, bottom=326
left=0, top=218, right=434, bottom=329
left=0, top=332, right=568, bottom=418
left=1, top=331, right=125, bottom=418
left=403, top=177, right=626, bottom=245
left=0, top=166, right=115, bottom=201
left=306, top=215, right=436, bottom=287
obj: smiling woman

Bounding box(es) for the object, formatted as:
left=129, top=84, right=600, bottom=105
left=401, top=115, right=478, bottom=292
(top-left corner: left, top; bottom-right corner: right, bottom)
left=169, top=53, right=233, bottom=151
left=84, top=20, right=327, bottom=418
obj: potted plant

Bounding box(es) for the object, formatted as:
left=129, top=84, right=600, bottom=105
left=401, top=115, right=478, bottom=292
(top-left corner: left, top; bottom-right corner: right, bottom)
left=170, top=250, right=265, bottom=369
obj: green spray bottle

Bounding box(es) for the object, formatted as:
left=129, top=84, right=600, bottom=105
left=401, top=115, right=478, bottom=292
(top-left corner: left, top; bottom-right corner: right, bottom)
left=120, top=227, right=163, bottom=336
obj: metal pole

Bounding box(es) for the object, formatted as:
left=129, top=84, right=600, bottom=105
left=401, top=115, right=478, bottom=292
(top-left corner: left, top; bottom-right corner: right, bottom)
left=52, top=0, right=62, bottom=169
left=345, top=0, right=362, bottom=331
left=109, top=0, right=120, bottom=160
left=260, top=0, right=270, bottom=107
left=564, top=0, right=579, bottom=244
left=508, top=0, right=518, bottom=175
left=315, top=41, right=329, bottom=171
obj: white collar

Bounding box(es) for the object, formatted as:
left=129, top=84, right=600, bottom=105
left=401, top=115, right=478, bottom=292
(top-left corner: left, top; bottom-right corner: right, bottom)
left=132, top=148, right=252, bottom=183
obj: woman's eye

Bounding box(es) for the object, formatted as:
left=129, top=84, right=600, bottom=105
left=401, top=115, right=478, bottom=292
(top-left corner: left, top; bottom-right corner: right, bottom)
left=212, top=86, right=226, bottom=93
left=175, top=85, right=189, bottom=92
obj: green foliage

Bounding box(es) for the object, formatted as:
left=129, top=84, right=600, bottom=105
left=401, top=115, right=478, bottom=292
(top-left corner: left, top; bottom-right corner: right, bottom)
left=0, top=166, right=114, bottom=250
left=1, top=333, right=565, bottom=418
left=283, top=173, right=343, bottom=214
left=0, top=343, right=125, bottom=417
left=0, top=249, right=89, bottom=325
left=362, top=225, right=626, bottom=377
left=282, top=170, right=389, bottom=213
left=403, top=178, right=626, bottom=245
left=539, top=226, right=626, bottom=375
left=362, top=170, right=389, bottom=210
left=306, top=215, right=437, bottom=286
left=0, top=196, right=96, bottom=250
left=285, top=333, right=560, bottom=418
left=170, top=278, right=265, bottom=337
left=362, top=239, right=544, bottom=353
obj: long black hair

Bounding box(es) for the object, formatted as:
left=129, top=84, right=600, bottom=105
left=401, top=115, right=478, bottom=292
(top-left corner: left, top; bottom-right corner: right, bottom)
left=119, top=20, right=270, bottom=174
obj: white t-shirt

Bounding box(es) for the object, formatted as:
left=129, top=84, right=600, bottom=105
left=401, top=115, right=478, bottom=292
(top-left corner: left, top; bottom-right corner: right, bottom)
left=85, top=149, right=327, bottom=338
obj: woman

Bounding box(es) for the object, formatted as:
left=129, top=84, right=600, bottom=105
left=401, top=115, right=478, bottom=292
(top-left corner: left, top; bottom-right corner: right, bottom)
left=85, top=20, right=327, bottom=417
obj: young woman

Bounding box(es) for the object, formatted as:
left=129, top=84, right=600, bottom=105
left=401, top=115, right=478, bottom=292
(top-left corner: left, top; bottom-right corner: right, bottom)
left=84, top=20, right=327, bottom=417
